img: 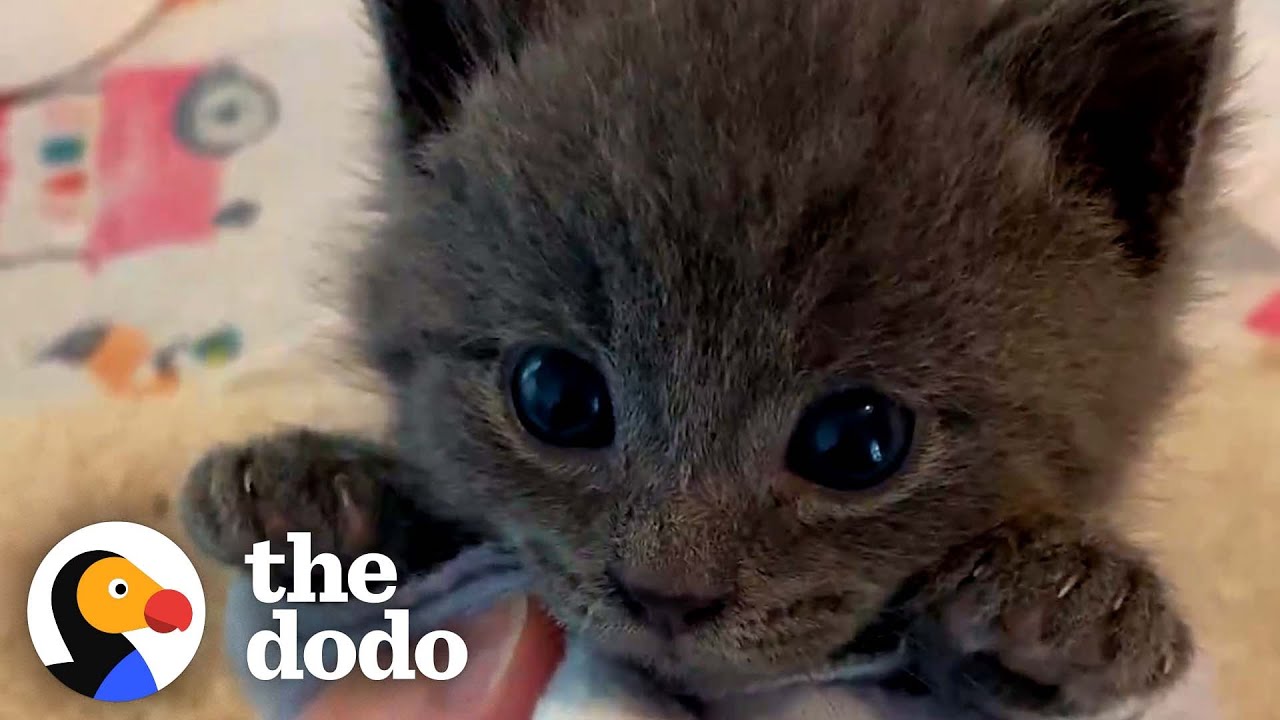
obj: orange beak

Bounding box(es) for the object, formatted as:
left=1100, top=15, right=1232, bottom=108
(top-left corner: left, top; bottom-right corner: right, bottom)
left=144, top=589, right=192, bottom=633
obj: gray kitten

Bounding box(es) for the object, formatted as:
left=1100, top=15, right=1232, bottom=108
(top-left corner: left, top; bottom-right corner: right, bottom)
left=182, top=0, right=1238, bottom=717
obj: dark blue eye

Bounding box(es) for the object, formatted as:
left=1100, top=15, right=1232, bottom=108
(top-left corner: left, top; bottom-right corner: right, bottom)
left=785, top=388, right=914, bottom=491
left=510, top=347, right=614, bottom=448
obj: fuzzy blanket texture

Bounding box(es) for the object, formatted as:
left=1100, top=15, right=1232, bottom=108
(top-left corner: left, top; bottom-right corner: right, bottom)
left=1, top=0, right=1279, bottom=718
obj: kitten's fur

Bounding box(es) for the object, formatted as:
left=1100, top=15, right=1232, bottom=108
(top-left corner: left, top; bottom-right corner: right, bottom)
left=183, top=0, right=1238, bottom=717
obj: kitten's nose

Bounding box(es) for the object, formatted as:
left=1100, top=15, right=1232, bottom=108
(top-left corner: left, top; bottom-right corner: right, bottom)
left=606, top=566, right=729, bottom=636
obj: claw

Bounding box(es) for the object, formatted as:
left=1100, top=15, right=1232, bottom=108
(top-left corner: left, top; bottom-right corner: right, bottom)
left=1057, top=573, right=1082, bottom=599
left=334, top=473, right=375, bottom=553
left=1112, top=589, right=1128, bottom=612
left=242, top=465, right=255, bottom=497
left=335, top=473, right=353, bottom=509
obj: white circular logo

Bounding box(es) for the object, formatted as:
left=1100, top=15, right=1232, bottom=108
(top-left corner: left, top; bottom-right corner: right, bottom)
left=27, top=521, right=206, bottom=702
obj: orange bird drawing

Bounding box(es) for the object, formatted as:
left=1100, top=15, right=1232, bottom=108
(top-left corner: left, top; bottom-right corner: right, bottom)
left=40, top=322, right=179, bottom=397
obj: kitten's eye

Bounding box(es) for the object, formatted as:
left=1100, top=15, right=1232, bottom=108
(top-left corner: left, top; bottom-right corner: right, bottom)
left=510, top=346, right=614, bottom=448
left=785, top=388, right=914, bottom=491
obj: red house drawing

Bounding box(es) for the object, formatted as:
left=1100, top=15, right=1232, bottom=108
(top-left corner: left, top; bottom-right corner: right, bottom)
left=0, top=62, right=276, bottom=271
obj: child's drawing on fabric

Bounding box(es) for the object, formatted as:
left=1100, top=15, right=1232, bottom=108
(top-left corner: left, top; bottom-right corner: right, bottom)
left=39, top=321, right=244, bottom=398
left=189, top=324, right=243, bottom=366
left=1246, top=290, right=1280, bottom=344
left=212, top=198, right=259, bottom=228
left=0, top=62, right=278, bottom=272
left=0, top=107, right=10, bottom=228
left=38, top=93, right=100, bottom=226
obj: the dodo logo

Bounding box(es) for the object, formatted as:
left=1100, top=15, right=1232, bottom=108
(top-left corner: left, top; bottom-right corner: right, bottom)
left=27, top=521, right=205, bottom=702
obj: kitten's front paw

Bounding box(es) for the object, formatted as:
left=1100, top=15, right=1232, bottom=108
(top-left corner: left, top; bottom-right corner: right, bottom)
left=180, top=429, right=396, bottom=575
left=909, top=518, right=1192, bottom=719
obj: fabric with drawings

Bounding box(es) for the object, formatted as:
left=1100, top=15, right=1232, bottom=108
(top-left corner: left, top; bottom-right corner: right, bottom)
left=0, top=0, right=372, bottom=412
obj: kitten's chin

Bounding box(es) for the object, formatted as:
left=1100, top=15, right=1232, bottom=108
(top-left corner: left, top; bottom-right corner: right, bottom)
left=572, top=622, right=860, bottom=699
left=518, top=545, right=902, bottom=695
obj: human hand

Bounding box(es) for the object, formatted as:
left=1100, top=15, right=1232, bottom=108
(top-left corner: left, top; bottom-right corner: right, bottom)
left=298, top=597, right=565, bottom=720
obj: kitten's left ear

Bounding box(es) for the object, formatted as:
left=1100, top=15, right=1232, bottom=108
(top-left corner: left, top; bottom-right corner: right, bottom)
left=362, top=0, right=540, bottom=147
left=971, top=0, right=1238, bottom=271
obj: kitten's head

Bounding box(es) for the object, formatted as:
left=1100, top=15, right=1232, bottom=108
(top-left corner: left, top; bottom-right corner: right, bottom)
left=354, top=0, right=1235, bottom=694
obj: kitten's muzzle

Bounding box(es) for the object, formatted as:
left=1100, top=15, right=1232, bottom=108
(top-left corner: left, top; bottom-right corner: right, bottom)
left=606, top=564, right=731, bottom=637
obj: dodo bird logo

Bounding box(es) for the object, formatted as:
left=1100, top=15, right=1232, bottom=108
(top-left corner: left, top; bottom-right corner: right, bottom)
left=27, top=522, right=205, bottom=702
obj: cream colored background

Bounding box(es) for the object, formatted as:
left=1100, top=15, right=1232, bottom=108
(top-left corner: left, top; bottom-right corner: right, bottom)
left=0, top=0, right=162, bottom=90
left=0, top=0, right=381, bottom=411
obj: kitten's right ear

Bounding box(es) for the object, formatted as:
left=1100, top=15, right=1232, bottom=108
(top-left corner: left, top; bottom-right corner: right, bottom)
left=969, top=0, right=1237, bottom=272
left=362, top=0, right=535, bottom=145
